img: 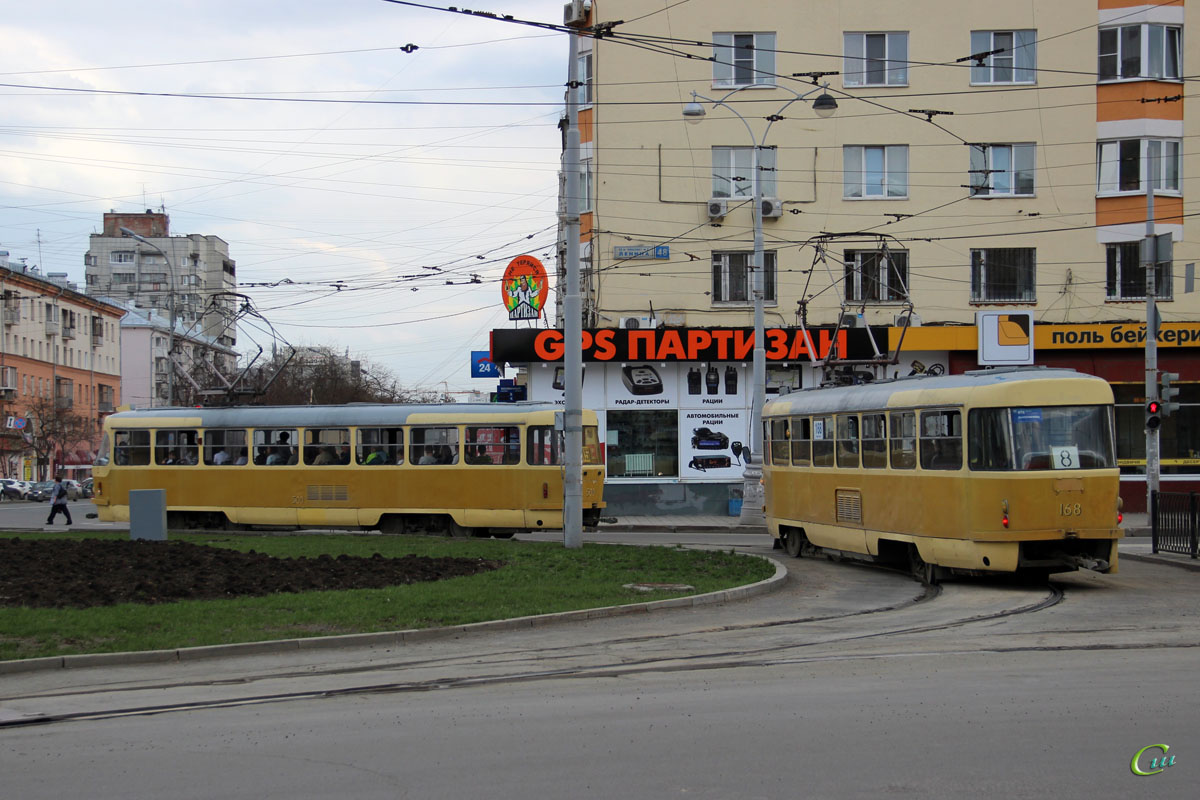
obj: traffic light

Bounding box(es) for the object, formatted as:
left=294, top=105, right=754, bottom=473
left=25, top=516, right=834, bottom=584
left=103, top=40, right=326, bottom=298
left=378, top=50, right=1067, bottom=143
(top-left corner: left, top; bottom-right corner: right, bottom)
left=1159, top=371, right=1181, bottom=417
left=1146, top=400, right=1162, bottom=430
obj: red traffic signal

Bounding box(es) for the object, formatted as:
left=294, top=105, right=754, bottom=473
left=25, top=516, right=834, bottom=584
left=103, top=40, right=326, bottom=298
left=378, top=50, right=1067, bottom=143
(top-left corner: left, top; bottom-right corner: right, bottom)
left=1146, top=400, right=1162, bottom=429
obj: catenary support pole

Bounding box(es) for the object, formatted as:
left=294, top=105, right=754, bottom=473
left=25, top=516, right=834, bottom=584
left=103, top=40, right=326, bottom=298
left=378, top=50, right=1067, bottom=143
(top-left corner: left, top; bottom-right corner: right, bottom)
left=1145, top=176, right=1159, bottom=514
left=562, top=23, right=584, bottom=549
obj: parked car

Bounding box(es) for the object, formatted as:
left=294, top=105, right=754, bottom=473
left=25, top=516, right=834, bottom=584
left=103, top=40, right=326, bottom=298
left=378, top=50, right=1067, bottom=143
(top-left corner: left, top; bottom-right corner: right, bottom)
left=1, top=479, right=31, bottom=500
left=80, top=477, right=94, bottom=499
left=28, top=480, right=80, bottom=502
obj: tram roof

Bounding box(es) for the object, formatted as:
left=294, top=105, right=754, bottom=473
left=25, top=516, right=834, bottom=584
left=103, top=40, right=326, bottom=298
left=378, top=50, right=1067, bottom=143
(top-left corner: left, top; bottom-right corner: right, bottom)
left=104, top=402, right=568, bottom=428
left=763, top=367, right=1112, bottom=415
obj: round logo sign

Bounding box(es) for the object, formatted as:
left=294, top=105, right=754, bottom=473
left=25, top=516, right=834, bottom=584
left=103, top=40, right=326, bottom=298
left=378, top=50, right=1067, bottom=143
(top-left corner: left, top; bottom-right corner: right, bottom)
left=501, top=255, right=549, bottom=321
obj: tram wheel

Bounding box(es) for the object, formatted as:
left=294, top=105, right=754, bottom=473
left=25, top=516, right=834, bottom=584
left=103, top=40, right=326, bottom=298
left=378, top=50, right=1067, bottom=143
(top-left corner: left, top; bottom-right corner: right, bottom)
left=909, top=547, right=938, bottom=585
left=447, top=519, right=473, bottom=538
left=783, top=529, right=805, bottom=558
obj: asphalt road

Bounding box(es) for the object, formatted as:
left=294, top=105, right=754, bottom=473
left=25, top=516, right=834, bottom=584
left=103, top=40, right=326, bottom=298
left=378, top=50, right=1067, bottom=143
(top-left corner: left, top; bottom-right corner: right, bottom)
left=1, top=534, right=1195, bottom=799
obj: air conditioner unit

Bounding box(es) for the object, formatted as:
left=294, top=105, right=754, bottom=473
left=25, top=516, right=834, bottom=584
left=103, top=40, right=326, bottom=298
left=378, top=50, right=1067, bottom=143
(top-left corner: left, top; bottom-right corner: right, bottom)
left=619, top=316, right=657, bottom=330
left=707, top=198, right=728, bottom=219
left=761, top=197, right=784, bottom=218
left=563, top=0, right=587, bottom=26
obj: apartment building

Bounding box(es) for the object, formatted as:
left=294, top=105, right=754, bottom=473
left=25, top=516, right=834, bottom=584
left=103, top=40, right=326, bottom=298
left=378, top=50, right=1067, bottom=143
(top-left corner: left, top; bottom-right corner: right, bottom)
left=85, top=211, right=238, bottom=349
left=0, top=255, right=123, bottom=481
left=116, top=302, right=238, bottom=409
left=490, top=0, right=1199, bottom=514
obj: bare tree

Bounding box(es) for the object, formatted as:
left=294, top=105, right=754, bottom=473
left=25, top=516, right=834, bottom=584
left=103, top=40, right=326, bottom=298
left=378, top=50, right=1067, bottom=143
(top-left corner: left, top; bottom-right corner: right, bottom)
left=246, top=346, right=450, bottom=406
left=24, top=395, right=95, bottom=479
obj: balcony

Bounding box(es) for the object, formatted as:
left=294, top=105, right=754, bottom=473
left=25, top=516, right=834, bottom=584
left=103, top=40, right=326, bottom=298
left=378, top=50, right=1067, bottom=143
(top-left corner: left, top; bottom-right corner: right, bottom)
left=44, top=320, right=60, bottom=337
left=55, top=396, right=73, bottom=410
left=98, top=401, right=115, bottom=413
left=62, top=325, right=76, bottom=341
left=3, top=305, right=19, bottom=326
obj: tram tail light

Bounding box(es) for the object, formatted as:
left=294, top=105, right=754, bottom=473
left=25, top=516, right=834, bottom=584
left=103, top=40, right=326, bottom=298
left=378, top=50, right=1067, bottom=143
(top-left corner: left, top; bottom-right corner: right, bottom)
left=542, top=482, right=548, bottom=499
left=1001, top=499, right=1009, bottom=528
left=1002, top=514, right=1009, bottom=529
left=1118, top=512, right=1124, bottom=525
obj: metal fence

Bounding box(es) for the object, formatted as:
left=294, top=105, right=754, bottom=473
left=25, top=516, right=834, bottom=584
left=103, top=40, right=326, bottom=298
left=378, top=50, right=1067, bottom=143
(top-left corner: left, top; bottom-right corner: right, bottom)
left=1151, top=491, right=1199, bottom=558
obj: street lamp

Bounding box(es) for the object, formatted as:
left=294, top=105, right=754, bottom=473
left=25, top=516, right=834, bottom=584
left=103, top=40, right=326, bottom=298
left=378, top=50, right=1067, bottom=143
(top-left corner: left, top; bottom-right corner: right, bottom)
left=119, top=227, right=177, bottom=406
left=683, top=83, right=837, bottom=525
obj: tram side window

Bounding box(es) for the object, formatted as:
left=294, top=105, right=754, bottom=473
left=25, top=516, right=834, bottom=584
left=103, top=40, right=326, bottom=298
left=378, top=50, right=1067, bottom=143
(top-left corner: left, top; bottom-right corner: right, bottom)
left=205, top=429, right=247, bottom=466
left=155, top=429, right=199, bottom=465
left=889, top=412, right=917, bottom=469
left=302, top=427, right=351, bottom=465
left=920, top=410, right=963, bottom=470
left=411, top=427, right=459, bottom=465
left=769, top=419, right=790, bottom=466
left=114, top=429, right=151, bottom=466
left=355, top=428, right=400, bottom=465
left=790, top=416, right=811, bottom=466
left=253, top=429, right=299, bottom=465
left=836, top=415, right=860, bottom=468
left=527, top=426, right=563, bottom=465
left=967, top=409, right=1014, bottom=470
left=812, top=416, right=835, bottom=467
left=862, top=414, right=887, bottom=468
left=466, top=426, right=520, bottom=465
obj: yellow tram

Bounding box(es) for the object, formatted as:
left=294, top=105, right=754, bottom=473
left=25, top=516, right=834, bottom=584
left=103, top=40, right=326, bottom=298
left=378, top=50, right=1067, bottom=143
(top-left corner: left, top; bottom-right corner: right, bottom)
left=92, top=402, right=606, bottom=537
left=762, top=368, right=1122, bottom=579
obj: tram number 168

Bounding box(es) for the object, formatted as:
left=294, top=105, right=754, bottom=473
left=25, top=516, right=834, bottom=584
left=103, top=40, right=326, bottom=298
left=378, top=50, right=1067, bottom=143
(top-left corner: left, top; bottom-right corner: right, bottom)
left=1058, top=502, right=1083, bottom=516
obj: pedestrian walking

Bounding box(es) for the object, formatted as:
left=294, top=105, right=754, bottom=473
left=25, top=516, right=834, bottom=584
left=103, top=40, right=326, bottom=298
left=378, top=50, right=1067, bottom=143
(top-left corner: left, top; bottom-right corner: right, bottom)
left=46, top=476, right=73, bottom=526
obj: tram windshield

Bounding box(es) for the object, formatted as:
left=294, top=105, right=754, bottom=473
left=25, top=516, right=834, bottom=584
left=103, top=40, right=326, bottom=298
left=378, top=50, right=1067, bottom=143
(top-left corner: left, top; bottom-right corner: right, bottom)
left=968, top=406, right=1115, bottom=471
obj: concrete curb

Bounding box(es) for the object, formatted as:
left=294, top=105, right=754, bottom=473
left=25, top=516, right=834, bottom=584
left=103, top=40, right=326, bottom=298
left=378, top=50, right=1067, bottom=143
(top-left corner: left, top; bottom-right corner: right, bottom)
left=598, top=524, right=767, bottom=535
left=1121, top=551, right=1200, bottom=572
left=0, top=554, right=788, bottom=676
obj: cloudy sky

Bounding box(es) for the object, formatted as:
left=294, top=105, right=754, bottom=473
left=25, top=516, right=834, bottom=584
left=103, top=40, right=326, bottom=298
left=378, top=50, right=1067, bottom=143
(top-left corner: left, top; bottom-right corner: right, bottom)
left=0, top=1, right=570, bottom=394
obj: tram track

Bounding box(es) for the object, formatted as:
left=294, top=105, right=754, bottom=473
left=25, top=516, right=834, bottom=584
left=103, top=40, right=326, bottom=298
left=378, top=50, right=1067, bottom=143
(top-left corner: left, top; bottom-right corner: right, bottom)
left=1, top=578, right=1079, bottom=729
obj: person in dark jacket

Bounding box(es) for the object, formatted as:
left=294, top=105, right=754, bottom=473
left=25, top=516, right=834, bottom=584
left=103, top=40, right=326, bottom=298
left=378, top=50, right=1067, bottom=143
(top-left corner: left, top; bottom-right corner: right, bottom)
left=46, top=476, right=73, bottom=525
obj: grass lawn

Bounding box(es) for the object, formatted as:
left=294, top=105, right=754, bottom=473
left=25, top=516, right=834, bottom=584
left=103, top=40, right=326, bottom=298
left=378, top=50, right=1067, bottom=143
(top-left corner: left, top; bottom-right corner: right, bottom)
left=0, top=532, right=774, bottom=661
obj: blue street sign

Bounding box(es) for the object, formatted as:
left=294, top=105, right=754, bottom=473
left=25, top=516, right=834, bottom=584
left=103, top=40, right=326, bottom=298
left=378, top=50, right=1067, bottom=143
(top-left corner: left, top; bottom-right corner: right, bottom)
left=471, top=351, right=501, bottom=378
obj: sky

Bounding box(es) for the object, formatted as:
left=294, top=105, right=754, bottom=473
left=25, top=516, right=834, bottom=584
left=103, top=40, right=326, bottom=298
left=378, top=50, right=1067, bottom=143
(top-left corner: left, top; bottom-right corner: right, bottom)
left=0, top=1, right=571, bottom=395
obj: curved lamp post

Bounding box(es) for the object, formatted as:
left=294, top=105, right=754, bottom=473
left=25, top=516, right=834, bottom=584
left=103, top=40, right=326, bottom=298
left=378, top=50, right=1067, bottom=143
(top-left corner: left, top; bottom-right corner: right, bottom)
left=119, top=227, right=177, bottom=407
left=682, top=83, right=836, bottom=524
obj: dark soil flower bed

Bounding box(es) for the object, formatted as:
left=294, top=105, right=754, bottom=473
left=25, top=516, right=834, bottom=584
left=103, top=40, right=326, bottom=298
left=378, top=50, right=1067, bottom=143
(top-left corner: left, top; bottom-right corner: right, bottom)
left=0, top=537, right=502, bottom=608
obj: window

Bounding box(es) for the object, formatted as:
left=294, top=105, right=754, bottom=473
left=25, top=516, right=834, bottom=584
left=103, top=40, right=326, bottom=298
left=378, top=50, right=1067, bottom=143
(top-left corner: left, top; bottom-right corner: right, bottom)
left=606, top=410, right=678, bottom=477
left=836, top=415, right=860, bottom=468
left=713, top=32, right=776, bottom=87
left=712, top=251, right=777, bottom=305
left=769, top=418, right=790, bottom=466
left=155, top=429, right=199, bottom=466
left=1106, top=242, right=1172, bottom=300
left=789, top=416, right=811, bottom=466
left=354, top=427, right=400, bottom=465
left=411, top=427, right=459, bottom=465
left=253, top=429, right=299, bottom=465
left=844, top=32, right=908, bottom=86
left=812, top=416, right=834, bottom=467
left=110, top=251, right=134, bottom=264
left=527, top=426, right=563, bottom=465
left=971, top=406, right=1115, bottom=471
left=580, top=160, right=593, bottom=212
left=114, top=430, right=151, bottom=466
left=205, top=429, right=247, bottom=465
left=712, top=146, right=776, bottom=199
left=971, top=248, right=1036, bottom=303
left=111, top=272, right=136, bottom=284
left=575, top=49, right=593, bottom=105
left=1098, top=24, right=1181, bottom=81
left=843, top=145, right=908, bottom=198
left=889, top=411, right=916, bottom=469
left=844, top=249, right=909, bottom=302
left=861, top=414, right=887, bottom=468
left=920, top=410, right=963, bottom=470
left=465, top=426, right=520, bottom=465
left=298, top=427, right=351, bottom=465
left=969, top=144, right=1035, bottom=196
left=1097, top=139, right=1180, bottom=194
left=970, top=30, right=1037, bottom=84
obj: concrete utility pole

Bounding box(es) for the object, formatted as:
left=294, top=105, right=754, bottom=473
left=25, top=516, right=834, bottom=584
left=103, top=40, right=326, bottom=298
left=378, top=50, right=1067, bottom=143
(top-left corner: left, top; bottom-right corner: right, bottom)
left=561, top=13, right=585, bottom=549
left=1144, top=176, right=1161, bottom=515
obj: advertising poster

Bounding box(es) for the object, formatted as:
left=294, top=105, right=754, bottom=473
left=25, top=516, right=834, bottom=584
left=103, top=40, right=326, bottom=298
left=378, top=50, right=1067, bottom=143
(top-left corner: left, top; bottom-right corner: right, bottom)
left=526, top=361, right=607, bottom=409
left=677, top=362, right=746, bottom=409
left=604, top=362, right=678, bottom=408
left=678, top=406, right=749, bottom=480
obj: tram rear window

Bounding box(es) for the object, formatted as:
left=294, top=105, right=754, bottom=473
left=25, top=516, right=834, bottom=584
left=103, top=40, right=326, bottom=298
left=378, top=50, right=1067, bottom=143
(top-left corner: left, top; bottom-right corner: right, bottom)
left=466, top=426, right=520, bottom=465
left=526, top=426, right=604, bottom=465
left=968, top=406, right=1115, bottom=471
